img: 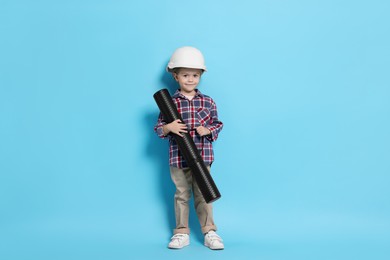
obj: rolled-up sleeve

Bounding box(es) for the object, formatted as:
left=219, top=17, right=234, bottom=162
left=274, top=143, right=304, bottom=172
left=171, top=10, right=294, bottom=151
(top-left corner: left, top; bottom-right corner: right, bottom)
left=154, top=113, right=168, bottom=139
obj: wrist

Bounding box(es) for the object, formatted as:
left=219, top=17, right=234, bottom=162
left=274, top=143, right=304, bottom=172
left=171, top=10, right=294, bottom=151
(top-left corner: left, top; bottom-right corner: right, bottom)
left=163, top=124, right=171, bottom=136
left=204, top=127, right=211, bottom=135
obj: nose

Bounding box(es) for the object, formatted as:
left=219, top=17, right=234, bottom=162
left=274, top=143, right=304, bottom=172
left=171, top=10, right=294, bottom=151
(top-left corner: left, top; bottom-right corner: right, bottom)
left=188, top=75, right=194, bottom=82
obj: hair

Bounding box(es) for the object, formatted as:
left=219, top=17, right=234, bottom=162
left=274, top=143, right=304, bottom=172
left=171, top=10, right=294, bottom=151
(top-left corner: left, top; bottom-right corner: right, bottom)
left=171, top=67, right=204, bottom=75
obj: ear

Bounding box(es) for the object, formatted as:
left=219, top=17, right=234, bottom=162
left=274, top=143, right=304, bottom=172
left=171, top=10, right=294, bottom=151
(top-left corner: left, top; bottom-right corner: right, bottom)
left=173, top=73, right=179, bottom=82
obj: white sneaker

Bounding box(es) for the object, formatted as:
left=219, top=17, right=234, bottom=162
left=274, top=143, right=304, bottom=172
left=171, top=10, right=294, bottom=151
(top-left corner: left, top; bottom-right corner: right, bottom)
left=168, top=233, right=190, bottom=249
left=204, top=231, right=224, bottom=250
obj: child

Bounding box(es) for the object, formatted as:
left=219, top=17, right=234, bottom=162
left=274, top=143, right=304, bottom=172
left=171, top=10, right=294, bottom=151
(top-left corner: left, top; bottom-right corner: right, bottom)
left=154, top=46, right=224, bottom=250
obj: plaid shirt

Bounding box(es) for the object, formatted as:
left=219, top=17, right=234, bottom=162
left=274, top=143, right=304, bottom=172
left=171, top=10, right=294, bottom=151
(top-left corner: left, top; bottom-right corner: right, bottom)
left=154, top=89, right=223, bottom=168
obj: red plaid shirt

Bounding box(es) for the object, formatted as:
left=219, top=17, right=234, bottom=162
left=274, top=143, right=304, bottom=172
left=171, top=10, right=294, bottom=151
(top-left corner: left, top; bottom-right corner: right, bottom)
left=154, top=89, right=223, bottom=168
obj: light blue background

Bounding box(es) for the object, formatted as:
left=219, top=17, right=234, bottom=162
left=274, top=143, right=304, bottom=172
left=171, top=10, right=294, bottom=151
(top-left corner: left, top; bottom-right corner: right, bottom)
left=1, top=0, right=389, bottom=259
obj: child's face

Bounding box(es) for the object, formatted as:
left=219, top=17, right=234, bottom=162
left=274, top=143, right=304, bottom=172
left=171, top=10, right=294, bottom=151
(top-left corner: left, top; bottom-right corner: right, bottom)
left=173, top=68, right=202, bottom=95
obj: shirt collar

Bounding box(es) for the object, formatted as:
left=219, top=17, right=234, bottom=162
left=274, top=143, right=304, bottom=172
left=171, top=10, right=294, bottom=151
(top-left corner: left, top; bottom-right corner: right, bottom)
left=172, top=89, right=204, bottom=99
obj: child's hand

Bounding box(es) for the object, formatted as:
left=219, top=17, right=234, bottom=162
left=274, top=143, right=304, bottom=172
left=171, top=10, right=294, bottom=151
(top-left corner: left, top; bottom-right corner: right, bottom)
left=196, top=126, right=211, bottom=136
left=164, top=119, right=188, bottom=137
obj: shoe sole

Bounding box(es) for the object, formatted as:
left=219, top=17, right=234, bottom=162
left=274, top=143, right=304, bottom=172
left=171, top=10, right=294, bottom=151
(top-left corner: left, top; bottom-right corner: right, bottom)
left=204, top=242, right=224, bottom=250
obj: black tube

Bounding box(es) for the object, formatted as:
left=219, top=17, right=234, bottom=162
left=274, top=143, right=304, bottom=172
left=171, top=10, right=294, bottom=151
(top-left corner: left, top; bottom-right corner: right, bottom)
left=153, top=89, right=221, bottom=203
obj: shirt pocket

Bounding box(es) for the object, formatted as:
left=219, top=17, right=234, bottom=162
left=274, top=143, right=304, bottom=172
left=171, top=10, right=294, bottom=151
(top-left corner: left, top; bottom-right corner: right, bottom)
left=196, top=108, right=211, bottom=126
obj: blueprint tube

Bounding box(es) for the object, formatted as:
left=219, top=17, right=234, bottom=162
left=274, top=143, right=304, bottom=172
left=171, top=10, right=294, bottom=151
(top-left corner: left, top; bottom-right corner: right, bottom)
left=154, top=89, right=221, bottom=203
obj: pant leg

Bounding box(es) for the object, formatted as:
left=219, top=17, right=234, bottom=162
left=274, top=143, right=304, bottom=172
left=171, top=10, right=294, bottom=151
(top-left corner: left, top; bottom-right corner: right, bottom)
left=170, top=166, right=192, bottom=235
left=192, top=166, right=218, bottom=234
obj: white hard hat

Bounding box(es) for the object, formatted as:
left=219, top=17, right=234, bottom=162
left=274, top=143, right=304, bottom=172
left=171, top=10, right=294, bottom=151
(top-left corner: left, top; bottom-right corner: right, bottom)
left=167, top=46, right=207, bottom=72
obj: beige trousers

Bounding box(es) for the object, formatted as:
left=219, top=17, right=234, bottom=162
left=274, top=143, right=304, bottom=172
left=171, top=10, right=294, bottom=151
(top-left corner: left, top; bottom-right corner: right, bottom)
left=170, top=166, right=217, bottom=235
